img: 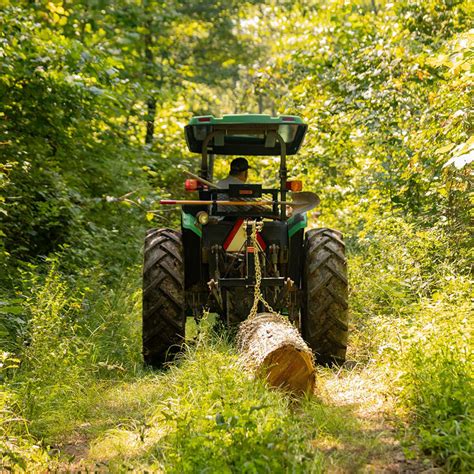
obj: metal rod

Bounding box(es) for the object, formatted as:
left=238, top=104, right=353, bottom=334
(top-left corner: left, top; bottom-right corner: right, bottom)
left=160, top=200, right=294, bottom=206
left=201, top=131, right=220, bottom=181
left=183, top=170, right=220, bottom=188
left=275, top=132, right=287, bottom=220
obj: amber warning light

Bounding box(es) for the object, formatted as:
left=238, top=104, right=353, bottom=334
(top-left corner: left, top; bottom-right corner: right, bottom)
left=286, top=180, right=303, bottom=192
left=185, top=179, right=202, bottom=191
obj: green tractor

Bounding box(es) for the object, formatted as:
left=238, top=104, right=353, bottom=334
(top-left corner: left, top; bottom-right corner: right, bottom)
left=143, top=114, right=348, bottom=367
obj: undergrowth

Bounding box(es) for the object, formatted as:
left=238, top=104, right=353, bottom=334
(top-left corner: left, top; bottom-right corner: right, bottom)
left=73, top=324, right=381, bottom=473
left=348, top=217, right=473, bottom=471
left=1, top=218, right=472, bottom=471
left=0, top=264, right=142, bottom=470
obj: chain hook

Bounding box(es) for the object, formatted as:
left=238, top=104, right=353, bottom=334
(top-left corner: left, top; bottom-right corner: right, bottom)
left=248, top=220, right=279, bottom=319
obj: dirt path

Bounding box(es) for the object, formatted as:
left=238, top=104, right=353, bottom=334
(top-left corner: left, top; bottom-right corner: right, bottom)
left=57, top=364, right=436, bottom=472
left=318, top=365, right=438, bottom=473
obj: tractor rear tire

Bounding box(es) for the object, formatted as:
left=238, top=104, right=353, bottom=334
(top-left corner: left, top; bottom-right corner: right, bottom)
left=142, top=228, right=185, bottom=367
left=302, top=228, right=349, bottom=365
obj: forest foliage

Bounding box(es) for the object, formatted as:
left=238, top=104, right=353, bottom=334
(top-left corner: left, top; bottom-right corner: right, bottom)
left=0, top=0, right=472, bottom=471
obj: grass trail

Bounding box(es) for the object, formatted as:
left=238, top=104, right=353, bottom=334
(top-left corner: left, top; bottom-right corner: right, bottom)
left=3, top=221, right=471, bottom=471
left=53, top=321, right=434, bottom=473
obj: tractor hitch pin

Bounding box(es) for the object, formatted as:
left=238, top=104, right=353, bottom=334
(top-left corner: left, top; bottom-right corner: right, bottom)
left=269, top=244, right=280, bottom=275
left=273, top=278, right=296, bottom=314
left=270, top=244, right=279, bottom=265
left=207, top=278, right=223, bottom=309
left=285, top=278, right=295, bottom=290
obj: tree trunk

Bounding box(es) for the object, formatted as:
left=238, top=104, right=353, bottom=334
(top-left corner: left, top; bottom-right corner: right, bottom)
left=236, top=313, right=316, bottom=394
left=145, top=96, right=156, bottom=145
left=258, top=95, right=263, bottom=114
left=143, top=4, right=155, bottom=145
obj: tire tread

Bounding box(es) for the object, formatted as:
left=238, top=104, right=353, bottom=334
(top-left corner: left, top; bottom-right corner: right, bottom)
left=142, top=228, right=185, bottom=367
left=302, top=228, right=349, bottom=365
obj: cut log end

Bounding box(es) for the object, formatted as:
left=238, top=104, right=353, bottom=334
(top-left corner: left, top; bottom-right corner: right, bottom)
left=237, top=312, right=316, bottom=395
left=262, top=344, right=316, bottom=394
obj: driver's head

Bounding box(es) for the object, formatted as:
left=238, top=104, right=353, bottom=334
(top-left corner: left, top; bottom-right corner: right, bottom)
left=229, top=157, right=251, bottom=182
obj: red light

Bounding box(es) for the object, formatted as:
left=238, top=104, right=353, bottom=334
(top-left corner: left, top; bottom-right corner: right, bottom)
left=282, top=116, right=295, bottom=122
left=185, top=179, right=201, bottom=191
left=286, top=180, right=303, bottom=192
left=198, top=117, right=211, bottom=122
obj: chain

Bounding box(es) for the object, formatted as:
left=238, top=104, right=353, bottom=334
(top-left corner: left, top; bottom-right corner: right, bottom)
left=248, top=221, right=278, bottom=319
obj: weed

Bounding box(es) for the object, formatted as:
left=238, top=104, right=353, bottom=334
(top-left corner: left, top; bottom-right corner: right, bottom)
left=348, top=218, right=473, bottom=470
left=84, top=318, right=391, bottom=473
left=0, top=352, right=52, bottom=471
left=400, top=310, right=473, bottom=471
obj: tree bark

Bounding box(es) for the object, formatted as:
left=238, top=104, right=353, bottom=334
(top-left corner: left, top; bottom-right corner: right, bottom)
left=145, top=96, right=156, bottom=145
left=143, top=2, right=155, bottom=145
left=236, top=313, right=316, bottom=394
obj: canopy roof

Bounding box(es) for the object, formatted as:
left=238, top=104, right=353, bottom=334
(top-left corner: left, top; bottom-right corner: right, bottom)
left=185, top=114, right=307, bottom=156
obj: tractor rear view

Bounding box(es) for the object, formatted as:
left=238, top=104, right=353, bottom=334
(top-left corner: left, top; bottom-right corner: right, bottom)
left=142, top=115, right=348, bottom=367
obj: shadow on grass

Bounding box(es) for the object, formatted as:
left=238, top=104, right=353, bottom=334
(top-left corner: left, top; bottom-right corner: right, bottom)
left=61, top=371, right=390, bottom=472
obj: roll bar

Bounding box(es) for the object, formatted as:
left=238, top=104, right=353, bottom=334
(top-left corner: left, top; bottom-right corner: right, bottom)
left=200, top=128, right=288, bottom=220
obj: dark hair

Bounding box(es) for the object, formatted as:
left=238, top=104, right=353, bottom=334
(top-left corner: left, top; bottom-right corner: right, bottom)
left=230, top=168, right=246, bottom=176
left=230, top=157, right=251, bottom=173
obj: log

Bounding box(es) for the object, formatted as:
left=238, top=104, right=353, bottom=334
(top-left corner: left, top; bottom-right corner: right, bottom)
left=236, top=312, right=316, bottom=394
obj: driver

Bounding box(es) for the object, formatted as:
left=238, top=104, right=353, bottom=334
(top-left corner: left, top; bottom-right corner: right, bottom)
left=216, top=157, right=251, bottom=188
left=216, top=157, right=259, bottom=214
left=216, top=157, right=290, bottom=216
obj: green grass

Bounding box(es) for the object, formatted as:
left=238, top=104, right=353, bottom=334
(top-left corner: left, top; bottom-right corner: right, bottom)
left=2, top=309, right=390, bottom=472
left=1, top=218, right=472, bottom=472
left=348, top=218, right=474, bottom=472
left=56, top=325, right=388, bottom=473
left=0, top=266, right=143, bottom=471
left=398, top=301, right=473, bottom=471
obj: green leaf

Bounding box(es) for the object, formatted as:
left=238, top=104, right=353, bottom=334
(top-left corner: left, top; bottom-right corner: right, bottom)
left=435, top=144, right=455, bottom=155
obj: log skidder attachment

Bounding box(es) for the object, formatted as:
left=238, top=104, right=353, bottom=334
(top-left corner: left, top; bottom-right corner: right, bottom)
left=142, top=228, right=185, bottom=367
left=248, top=221, right=278, bottom=318
left=236, top=223, right=316, bottom=394
left=225, top=288, right=254, bottom=327
left=226, top=221, right=276, bottom=327
left=302, top=228, right=349, bottom=365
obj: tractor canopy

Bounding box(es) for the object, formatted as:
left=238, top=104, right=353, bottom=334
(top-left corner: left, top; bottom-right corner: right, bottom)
left=185, top=114, right=307, bottom=156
